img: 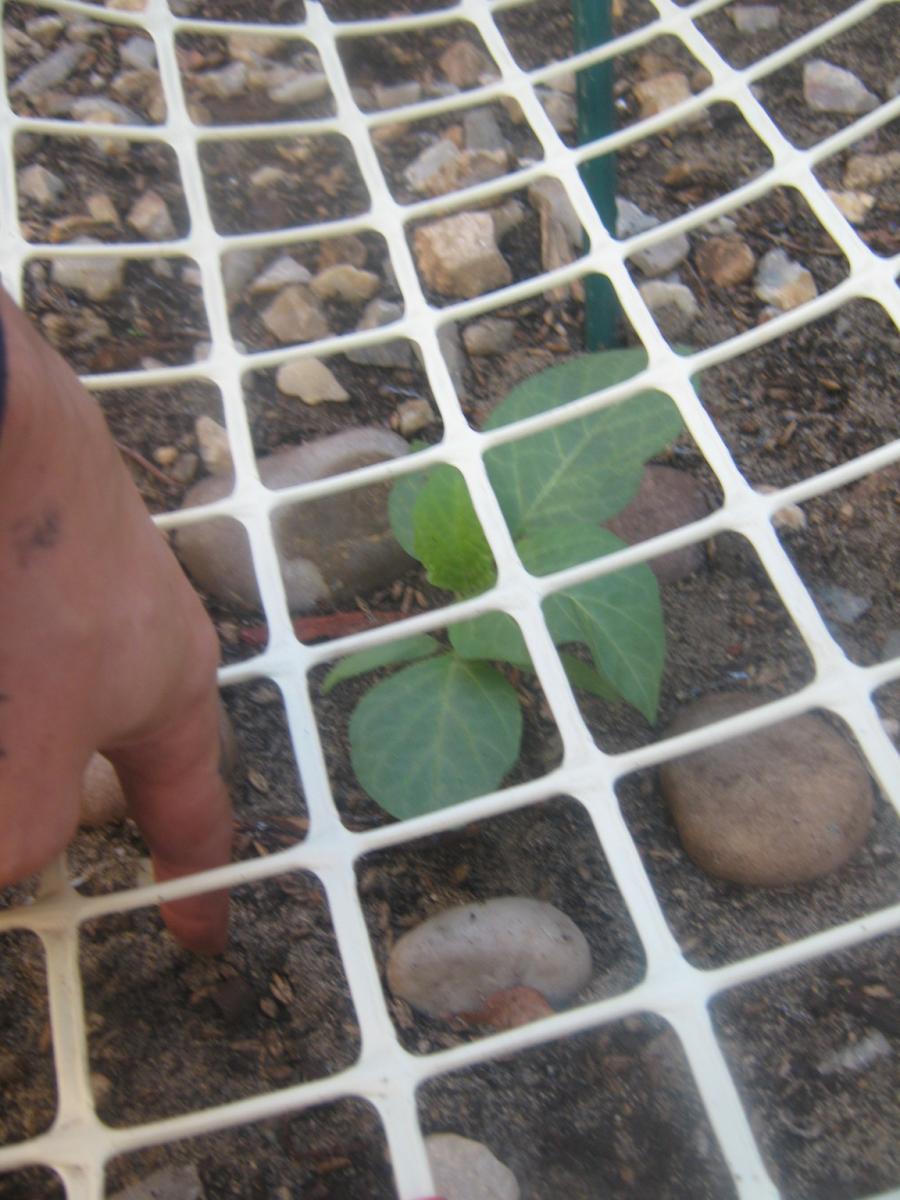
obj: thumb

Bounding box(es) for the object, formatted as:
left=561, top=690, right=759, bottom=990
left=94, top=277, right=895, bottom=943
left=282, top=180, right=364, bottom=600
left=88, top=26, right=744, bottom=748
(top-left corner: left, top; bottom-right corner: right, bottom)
left=108, top=697, right=233, bottom=954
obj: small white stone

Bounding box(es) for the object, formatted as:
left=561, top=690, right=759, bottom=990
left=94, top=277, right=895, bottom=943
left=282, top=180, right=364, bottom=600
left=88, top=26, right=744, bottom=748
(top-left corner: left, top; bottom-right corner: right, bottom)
left=618, top=199, right=689, bottom=276
left=826, top=188, right=875, bottom=225
left=729, top=5, right=780, bottom=33
left=538, top=87, right=577, bottom=134
left=194, top=415, right=233, bottom=476
left=226, top=32, right=280, bottom=62
left=639, top=279, right=699, bottom=340
left=404, top=139, right=462, bottom=196
left=222, top=248, right=263, bottom=308
left=490, top=198, right=527, bottom=240
left=249, top=255, right=312, bottom=295
left=13, top=43, right=86, bottom=96
left=250, top=164, right=291, bottom=188
left=395, top=397, right=435, bottom=436
left=275, top=357, right=349, bottom=404
left=803, top=60, right=879, bottom=115
left=463, top=317, right=516, bottom=356
left=120, top=35, right=156, bottom=70
left=127, top=190, right=175, bottom=240
left=51, top=242, right=126, bottom=301
left=754, top=247, right=816, bottom=310
left=818, top=1031, right=892, bottom=1076
left=426, top=1134, right=520, bottom=1200
left=17, top=163, right=64, bottom=207
left=196, top=61, right=247, bottom=100
left=69, top=96, right=144, bottom=125
left=373, top=80, right=421, bottom=109
left=310, top=263, right=380, bottom=305
left=387, top=897, right=592, bottom=1016
left=268, top=69, right=329, bottom=105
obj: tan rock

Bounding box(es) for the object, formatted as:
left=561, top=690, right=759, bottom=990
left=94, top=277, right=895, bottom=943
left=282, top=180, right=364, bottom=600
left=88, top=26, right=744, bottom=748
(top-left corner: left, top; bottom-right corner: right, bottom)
left=317, top=234, right=368, bottom=271
left=261, top=285, right=330, bottom=343
left=310, top=263, right=380, bottom=304
left=695, top=235, right=756, bottom=286
left=438, top=39, right=493, bottom=88
left=51, top=243, right=125, bottom=301
left=633, top=71, right=691, bottom=119
left=194, top=415, right=232, bottom=476
left=275, top=357, right=349, bottom=404
left=826, top=188, right=875, bottom=225
left=127, top=190, right=175, bottom=240
left=660, top=693, right=874, bottom=885
left=86, top=192, right=119, bottom=224
left=842, top=150, right=900, bottom=190
left=414, top=212, right=511, bottom=298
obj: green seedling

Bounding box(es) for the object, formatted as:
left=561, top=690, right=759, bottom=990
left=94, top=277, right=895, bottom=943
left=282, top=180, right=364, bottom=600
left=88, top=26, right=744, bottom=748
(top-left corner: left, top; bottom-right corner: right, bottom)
left=323, top=347, right=686, bottom=820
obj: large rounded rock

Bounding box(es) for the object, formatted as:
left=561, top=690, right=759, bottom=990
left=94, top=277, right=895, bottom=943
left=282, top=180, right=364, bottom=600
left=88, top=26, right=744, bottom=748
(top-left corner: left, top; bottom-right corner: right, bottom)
left=80, top=706, right=238, bottom=826
left=387, top=896, right=591, bottom=1017
left=660, top=692, right=874, bottom=885
left=605, top=465, right=708, bottom=583
left=176, top=428, right=412, bottom=612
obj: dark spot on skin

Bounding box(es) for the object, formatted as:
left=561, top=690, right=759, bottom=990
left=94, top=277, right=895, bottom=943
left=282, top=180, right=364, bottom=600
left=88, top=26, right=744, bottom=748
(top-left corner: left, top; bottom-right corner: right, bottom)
left=12, top=508, right=62, bottom=568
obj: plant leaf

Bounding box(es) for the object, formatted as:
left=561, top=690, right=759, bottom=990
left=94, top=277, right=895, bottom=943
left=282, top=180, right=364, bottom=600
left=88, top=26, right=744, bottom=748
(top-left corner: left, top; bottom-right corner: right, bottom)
left=449, top=612, right=532, bottom=667
left=388, top=467, right=429, bottom=558
left=412, top=466, right=496, bottom=596
left=558, top=652, right=620, bottom=702
left=519, top=524, right=664, bottom=721
left=483, top=349, right=683, bottom=537
left=349, top=653, right=523, bottom=819
left=321, top=635, right=441, bottom=694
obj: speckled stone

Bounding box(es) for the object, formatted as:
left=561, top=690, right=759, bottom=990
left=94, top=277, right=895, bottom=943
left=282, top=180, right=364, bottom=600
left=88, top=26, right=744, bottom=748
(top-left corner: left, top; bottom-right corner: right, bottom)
left=660, top=692, right=874, bottom=885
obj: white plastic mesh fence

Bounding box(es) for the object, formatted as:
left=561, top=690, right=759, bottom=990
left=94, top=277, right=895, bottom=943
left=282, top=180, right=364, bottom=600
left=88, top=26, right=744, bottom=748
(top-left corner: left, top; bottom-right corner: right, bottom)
left=0, top=0, right=898, bottom=1195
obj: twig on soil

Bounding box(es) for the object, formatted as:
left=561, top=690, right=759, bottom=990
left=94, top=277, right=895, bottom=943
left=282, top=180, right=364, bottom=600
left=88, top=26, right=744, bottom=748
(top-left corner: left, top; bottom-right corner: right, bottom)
left=115, top=441, right=180, bottom=492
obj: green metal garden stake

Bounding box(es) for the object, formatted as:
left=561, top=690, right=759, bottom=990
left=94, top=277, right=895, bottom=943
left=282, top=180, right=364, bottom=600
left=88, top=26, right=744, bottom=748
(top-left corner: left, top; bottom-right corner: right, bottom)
left=573, top=0, right=619, bottom=348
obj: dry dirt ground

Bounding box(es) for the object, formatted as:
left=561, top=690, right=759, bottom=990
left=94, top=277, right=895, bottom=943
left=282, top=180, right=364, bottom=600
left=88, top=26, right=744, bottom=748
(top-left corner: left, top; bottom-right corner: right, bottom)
left=1, top=0, right=898, bottom=1197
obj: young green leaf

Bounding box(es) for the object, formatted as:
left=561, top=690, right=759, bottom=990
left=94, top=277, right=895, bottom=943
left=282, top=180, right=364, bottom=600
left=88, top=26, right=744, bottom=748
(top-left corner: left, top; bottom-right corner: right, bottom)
left=483, top=350, right=683, bottom=537
left=558, top=652, right=621, bottom=702
left=349, top=653, right=523, bottom=819
left=519, top=525, right=665, bottom=721
left=321, top=634, right=441, bottom=694
left=388, top=466, right=429, bottom=558
left=448, top=612, right=532, bottom=668
left=412, top=466, right=496, bottom=597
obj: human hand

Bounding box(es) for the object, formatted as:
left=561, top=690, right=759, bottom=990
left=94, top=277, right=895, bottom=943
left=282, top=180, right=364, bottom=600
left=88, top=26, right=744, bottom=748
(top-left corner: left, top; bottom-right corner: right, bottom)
left=0, top=290, right=232, bottom=952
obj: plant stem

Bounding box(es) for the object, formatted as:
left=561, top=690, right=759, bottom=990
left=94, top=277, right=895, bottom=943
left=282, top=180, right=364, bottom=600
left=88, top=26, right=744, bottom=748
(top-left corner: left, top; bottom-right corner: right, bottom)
left=573, top=0, right=619, bottom=349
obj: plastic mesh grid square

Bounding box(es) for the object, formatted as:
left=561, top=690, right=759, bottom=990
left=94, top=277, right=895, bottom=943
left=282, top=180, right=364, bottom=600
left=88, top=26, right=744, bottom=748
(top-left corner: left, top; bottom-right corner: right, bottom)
left=1, top=0, right=898, bottom=1196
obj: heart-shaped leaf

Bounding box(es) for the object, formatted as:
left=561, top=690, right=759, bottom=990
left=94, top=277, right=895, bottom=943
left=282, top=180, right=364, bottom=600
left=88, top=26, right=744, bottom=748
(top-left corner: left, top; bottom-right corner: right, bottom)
left=349, top=653, right=522, bottom=819
left=484, top=350, right=683, bottom=537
